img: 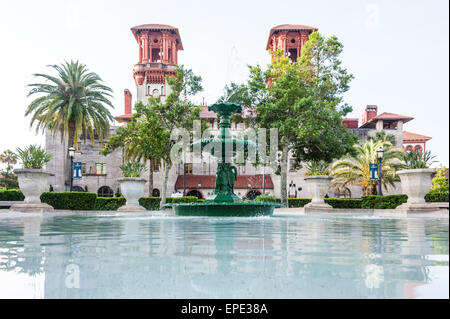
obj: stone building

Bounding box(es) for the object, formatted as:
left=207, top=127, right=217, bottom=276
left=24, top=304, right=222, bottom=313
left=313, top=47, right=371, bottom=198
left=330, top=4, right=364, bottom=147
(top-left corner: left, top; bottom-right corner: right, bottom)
left=45, top=24, right=432, bottom=199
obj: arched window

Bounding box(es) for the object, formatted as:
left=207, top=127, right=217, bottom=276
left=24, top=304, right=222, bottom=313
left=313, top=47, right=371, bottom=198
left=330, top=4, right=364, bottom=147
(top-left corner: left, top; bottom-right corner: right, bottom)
left=152, top=188, right=160, bottom=197
left=405, top=145, right=413, bottom=153
left=98, top=186, right=114, bottom=197
left=152, top=89, right=160, bottom=98
left=72, top=186, right=85, bottom=192
left=414, top=145, right=423, bottom=152
left=334, top=187, right=351, bottom=198
left=186, top=189, right=203, bottom=199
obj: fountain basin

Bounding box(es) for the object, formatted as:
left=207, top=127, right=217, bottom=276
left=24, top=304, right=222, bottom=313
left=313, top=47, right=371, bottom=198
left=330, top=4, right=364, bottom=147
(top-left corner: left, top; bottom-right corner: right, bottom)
left=170, top=201, right=284, bottom=217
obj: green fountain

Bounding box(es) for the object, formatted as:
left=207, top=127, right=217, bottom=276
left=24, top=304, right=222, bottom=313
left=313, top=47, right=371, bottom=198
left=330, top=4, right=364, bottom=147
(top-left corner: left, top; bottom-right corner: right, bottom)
left=171, top=102, right=283, bottom=217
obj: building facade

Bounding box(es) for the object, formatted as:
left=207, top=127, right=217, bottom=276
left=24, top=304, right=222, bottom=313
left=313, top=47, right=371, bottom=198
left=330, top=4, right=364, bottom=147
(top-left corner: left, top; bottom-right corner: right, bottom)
left=45, top=24, right=432, bottom=199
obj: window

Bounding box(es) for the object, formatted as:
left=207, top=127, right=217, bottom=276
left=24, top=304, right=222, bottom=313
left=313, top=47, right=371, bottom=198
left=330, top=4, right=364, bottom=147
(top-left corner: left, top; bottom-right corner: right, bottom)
left=334, top=187, right=351, bottom=198
left=152, top=159, right=160, bottom=172
left=415, top=145, right=423, bottom=152
left=185, top=163, right=193, bottom=175
left=98, top=186, right=114, bottom=197
left=96, top=163, right=106, bottom=175
left=81, top=163, right=87, bottom=174
left=152, top=89, right=160, bottom=98
left=161, top=85, right=164, bottom=96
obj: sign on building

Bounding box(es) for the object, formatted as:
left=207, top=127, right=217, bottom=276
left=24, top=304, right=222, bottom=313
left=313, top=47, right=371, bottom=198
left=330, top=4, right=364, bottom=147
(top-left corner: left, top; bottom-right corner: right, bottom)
left=369, top=163, right=379, bottom=181
left=73, top=162, right=82, bottom=179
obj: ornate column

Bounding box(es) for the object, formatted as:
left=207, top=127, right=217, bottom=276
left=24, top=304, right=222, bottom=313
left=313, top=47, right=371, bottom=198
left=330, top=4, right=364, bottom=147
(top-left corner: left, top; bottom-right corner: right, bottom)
left=142, top=32, right=149, bottom=63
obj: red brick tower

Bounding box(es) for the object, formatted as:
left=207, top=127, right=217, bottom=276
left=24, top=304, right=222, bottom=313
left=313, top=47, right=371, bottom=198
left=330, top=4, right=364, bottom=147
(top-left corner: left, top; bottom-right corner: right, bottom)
left=131, top=24, right=183, bottom=103
left=266, top=24, right=317, bottom=62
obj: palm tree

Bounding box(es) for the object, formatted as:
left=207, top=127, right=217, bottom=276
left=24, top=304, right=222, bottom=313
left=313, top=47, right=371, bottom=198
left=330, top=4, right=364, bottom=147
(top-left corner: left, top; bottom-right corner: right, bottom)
left=26, top=61, right=114, bottom=186
left=26, top=61, right=114, bottom=148
left=331, top=139, right=404, bottom=195
left=0, top=150, right=18, bottom=166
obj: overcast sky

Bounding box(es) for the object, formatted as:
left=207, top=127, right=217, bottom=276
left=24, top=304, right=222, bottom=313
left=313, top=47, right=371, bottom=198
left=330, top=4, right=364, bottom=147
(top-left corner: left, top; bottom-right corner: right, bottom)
left=0, top=0, right=448, bottom=166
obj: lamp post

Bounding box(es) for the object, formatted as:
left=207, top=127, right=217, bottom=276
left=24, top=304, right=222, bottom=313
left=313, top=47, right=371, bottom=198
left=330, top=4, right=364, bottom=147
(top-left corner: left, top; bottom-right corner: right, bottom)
left=68, top=146, right=75, bottom=192
left=377, top=146, right=384, bottom=196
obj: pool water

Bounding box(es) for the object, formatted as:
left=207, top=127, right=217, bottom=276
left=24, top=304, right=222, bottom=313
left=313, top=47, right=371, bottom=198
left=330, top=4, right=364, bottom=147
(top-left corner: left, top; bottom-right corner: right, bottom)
left=0, top=213, right=448, bottom=299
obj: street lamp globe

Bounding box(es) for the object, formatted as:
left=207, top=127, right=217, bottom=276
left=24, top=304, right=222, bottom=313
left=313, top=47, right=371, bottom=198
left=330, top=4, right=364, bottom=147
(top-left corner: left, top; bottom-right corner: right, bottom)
left=377, top=146, right=384, bottom=160
left=68, top=147, right=76, bottom=158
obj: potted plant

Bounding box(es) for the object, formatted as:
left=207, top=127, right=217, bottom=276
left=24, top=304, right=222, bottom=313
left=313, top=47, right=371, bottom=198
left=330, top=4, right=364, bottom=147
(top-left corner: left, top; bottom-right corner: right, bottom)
left=397, top=150, right=437, bottom=210
left=117, top=161, right=147, bottom=211
left=10, top=144, right=54, bottom=212
left=303, top=160, right=333, bottom=209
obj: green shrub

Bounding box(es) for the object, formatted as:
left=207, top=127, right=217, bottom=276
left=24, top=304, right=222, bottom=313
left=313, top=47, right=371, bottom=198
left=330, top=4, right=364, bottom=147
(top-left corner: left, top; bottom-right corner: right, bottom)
left=40, top=192, right=97, bottom=210
left=425, top=191, right=449, bottom=203
left=0, top=189, right=24, bottom=201
left=169, top=196, right=199, bottom=203
left=139, top=197, right=161, bottom=210
left=119, top=161, right=147, bottom=177
left=255, top=195, right=281, bottom=203
left=15, top=144, right=52, bottom=169
left=94, top=197, right=126, bottom=210
left=324, top=198, right=363, bottom=208
left=288, top=198, right=312, bottom=208
left=361, top=195, right=408, bottom=209
left=139, top=196, right=199, bottom=210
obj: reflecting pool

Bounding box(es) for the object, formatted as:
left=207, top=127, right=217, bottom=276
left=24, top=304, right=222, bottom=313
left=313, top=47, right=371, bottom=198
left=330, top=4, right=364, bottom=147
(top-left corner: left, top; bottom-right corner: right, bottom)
left=0, top=213, right=448, bottom=298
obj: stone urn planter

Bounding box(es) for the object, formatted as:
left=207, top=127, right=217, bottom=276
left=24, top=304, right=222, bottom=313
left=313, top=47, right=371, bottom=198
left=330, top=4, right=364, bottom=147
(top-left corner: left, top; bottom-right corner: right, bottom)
left=304, top=175, right=333, bottom=210
left=396, top=168, right=436, bottom=211
left=10, top=169, right=54, bottom=212
left=117, top=177, right=147, bottom=211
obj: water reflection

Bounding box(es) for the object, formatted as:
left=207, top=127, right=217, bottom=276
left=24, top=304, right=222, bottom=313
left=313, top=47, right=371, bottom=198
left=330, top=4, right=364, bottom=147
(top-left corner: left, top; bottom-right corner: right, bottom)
left=0, top=214, right=448, bottom=298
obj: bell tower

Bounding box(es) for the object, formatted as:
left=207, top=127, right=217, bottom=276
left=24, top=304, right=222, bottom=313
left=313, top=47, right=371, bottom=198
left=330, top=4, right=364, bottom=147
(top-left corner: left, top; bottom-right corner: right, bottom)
left=266, top=24, right=317, bottom=62
left=131, top=24, right=183, bottom=103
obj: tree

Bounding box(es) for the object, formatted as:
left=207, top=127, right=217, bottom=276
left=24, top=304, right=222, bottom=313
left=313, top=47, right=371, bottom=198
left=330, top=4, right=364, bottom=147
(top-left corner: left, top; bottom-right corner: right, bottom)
left=26, top=60, right=114, bottom=186
left=101, top=101, right=166, bottom=194
left=0, top=166, right=18, bottom=189
left=102, top=65, right=203, bottom=208
left=0, top=150, right=18, bottom=189
left=251, top=32, right=357, bottom=205
left=0, top=150, right=18, bottom=166
left=430, top=167, right=449, bottom=193
left=368, top=130, right=396, bottom=146
left=331, top=139, right=404, bottom=195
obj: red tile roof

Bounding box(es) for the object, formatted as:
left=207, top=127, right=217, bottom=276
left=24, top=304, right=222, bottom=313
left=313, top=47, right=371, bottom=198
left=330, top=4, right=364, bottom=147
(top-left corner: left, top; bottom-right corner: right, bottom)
left=130, top=24, right=183, bottom=50
left=359, top=111, right=414, bottom=128
left=175, top=174, right=274, bottom=190
left=114, top=114, right=133, bottom=123
left=373, top=112, right=414, bottom=122
left=403, top=131, right=432, bottom=142
left=200, top=106, right=216, bottom=119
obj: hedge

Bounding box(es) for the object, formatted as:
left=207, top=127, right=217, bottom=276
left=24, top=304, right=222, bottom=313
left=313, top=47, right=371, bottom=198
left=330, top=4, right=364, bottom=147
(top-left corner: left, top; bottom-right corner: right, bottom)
left=94, top=197, right=126, bottom=210
left=288, top=198, right=312, bottom=208
left=0, top=189, right=24, bottom=201
left=139, top=197, right=161, bottom=210
left=40, top=192, right=97, bottom=210
left=255, top=195, right=281, bottom=203
left=139, top=196, right=199, bottom=210
left=361, top=195, right=408, bottom=209
left=324, top=198, right=363, bottom=209
left=425, top=191, right=449, bottom=203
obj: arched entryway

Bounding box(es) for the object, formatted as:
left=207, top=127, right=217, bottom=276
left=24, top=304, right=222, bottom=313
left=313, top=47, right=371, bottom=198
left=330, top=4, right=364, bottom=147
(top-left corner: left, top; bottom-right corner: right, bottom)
left=246, top=190, right=262, bottom=200
left=152, top=188, right=160, bottom=197
left=186, top=189, right=203, bottom=199
left=97, top=186, right=114, bottom=197
left=72, top=186, right=85, bottom=192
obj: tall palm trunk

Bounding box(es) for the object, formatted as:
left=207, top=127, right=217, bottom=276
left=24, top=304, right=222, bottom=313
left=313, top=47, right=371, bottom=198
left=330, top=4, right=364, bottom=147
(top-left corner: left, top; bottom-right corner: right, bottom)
left=280, top=144, right=289, bottom=207
left=65, top=123, right=76, bottom=188
left=160, top=161, right=170, bottom=209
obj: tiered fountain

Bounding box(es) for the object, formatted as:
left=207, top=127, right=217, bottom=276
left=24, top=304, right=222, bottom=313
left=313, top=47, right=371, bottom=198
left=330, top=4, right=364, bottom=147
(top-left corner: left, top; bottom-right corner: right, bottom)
left=171, top=102, right=283, bottom=216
